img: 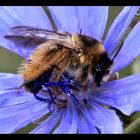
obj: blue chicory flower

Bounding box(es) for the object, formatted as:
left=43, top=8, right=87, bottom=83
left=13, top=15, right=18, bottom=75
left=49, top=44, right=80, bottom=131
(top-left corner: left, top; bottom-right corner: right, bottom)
left=0, top=6, right=140, bottom=134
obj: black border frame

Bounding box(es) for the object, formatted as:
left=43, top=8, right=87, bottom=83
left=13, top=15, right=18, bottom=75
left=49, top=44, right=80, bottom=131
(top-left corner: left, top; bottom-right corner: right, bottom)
left=0, top=0, right=140, bottom=6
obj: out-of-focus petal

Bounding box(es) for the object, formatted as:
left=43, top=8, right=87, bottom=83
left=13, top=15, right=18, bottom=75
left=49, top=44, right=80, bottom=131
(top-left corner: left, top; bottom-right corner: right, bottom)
left=91, top=73, right=140, bottom=116
left=0, top=6, right=52, bottom=58
left=112, top=22, right=140, bottom=72
left=0, top=95, right=49, bottom=133
left=48, top=6, right=108, bottom=40
left=30, top=110, right=63, bottom=134
left=104, top=6, right=139, bottom=55
left=83, top=102, right=123, bottom=133
left=0, top=73, right=22, bottom=90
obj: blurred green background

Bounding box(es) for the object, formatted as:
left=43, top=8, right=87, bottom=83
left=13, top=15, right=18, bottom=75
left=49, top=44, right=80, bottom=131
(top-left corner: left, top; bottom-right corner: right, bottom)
left=0, top=6, right=140, bottom=133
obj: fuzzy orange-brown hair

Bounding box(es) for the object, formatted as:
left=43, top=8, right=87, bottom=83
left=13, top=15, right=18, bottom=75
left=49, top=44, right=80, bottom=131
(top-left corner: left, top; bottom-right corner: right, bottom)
left=18, top=41, right=69, bottom=82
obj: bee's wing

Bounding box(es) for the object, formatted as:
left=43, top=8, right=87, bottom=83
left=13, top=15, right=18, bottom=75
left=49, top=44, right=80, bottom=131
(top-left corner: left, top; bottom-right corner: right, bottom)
left=4, top=26, right=81, bottom=52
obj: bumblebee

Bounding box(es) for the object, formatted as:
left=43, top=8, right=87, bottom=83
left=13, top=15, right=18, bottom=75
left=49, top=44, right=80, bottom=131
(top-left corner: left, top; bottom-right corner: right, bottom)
left=5, top=26, right=121, bottom=96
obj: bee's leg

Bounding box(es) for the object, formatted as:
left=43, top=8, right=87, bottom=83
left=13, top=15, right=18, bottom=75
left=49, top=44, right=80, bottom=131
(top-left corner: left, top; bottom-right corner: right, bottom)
left=17, top=83, right=24, bottom=94
left=32, top=80, right=50, bottom=103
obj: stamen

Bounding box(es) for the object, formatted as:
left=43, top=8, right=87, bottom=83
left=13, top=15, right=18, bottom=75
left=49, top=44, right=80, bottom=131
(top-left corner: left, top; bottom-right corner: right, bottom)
left=64, top=85, right=79, bottom=105
left=33, top=71, right=82, bottom=113
left=47, top=88, right=57, bottom=114
left=43, top=81, right=79, bottom=105
left=34, top=93, right=56, bottom=114
left=33, top=93, right=49, bottom=103
left=61, top=75, right=79, bottom=105
left=47, top=88, right=56, bottom=104
left=48, top=99, right=56, bottom=115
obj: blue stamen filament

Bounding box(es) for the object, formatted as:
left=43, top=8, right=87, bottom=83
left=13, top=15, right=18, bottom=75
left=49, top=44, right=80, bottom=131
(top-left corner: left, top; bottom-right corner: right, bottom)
left=43, top=80, right=79, bottom=105
left=33, top=72, right=81, bottom=113
left=47, top=88, right=57, bottom=114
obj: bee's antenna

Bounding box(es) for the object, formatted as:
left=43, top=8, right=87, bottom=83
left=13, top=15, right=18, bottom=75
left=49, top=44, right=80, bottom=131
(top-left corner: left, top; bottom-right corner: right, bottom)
left=112, top=41, right=124, bottom=61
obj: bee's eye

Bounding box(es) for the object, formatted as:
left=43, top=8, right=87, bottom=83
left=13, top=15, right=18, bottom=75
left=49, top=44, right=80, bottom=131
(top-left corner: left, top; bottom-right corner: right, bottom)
left=105, top=70, right=110, bottom=75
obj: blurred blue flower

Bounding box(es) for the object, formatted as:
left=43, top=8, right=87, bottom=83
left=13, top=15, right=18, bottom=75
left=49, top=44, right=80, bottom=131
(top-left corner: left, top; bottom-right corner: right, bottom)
left=0, top=6, right=140, bottom=134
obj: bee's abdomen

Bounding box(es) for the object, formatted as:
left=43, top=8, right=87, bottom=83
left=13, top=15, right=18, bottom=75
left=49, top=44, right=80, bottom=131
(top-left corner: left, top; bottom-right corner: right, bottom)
left=19, top=42, right=66, bottom=82
left=24, top=69, right=53, bottom=94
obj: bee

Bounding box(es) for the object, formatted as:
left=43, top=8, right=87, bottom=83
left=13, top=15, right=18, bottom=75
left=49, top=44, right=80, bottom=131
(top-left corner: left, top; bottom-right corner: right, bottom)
left=5, top=26, right=122, bottom=96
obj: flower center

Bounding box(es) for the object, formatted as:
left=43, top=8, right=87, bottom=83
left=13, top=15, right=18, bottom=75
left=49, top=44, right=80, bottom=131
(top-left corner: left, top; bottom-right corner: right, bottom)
left=34, top=73, right=89, bottom=113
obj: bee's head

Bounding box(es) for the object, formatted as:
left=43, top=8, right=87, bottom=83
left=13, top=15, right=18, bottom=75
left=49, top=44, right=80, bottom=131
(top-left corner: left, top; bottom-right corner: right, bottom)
left=92, top=53, right=113, bottom=87
left=93, top=41, right=124, bottom=87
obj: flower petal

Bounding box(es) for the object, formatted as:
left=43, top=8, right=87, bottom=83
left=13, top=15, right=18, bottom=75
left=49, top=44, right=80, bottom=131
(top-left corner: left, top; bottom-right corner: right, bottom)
left=104, top=6, right=139, bottom=55
left=0, top=73, right=36, bottom=107
left=30, top=110, right=63, bottom=134
left=66, top=117, right=78, bottom=134
left=0, top=94, right=49, bottom=133
left=0, top=6, right=52, bottom=58
left=0, top=73, right=22, bottom=90
left=53, top=101, right=77, bottom=134
left=48, top=6, right=108, bottom=40
left=91, top=73, right=140, bottom=116
left=0, top=89, right=34, bottom=107
left=83, top=102, right=123, bottom=133
left=112, top=22, right=140, bottom=72
left=76, top=106, right=98, bottom=134
left=53, top=104, right=73, bottom=133
left=0, top=72, right=51, bottom=133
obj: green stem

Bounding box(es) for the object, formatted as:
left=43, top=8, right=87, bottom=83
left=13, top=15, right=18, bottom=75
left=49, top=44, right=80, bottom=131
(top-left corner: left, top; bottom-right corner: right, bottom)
left=124, top=118, right=140, bottom=134
left=43, top=6, right=58, bottom=32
